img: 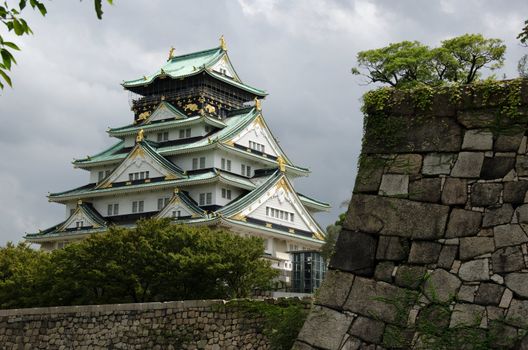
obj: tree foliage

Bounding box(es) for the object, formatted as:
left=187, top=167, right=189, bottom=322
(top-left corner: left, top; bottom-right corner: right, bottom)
left=352, top=34, right=506, bottom=88
left=518, top=19, right=528, bottom=47
left=0, top=0, right=113, bottom=89
left=0, top=219, right=278, bottom=309
left=321, top=212, right=345, bottom=262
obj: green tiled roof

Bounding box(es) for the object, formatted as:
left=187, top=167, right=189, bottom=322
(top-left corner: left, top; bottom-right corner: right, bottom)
left=108, top=115, right=226, bottom=137
left=297, top=193, right=331, bottom=211
left=122, top=46, right=266, bottom=96
left=139, top=140, right=185, bottom=177
left=49, top=170, right=256, bottom=202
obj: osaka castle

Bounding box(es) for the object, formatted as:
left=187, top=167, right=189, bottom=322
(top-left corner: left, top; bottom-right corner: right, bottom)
left=25, top=38, right=329, bottom=281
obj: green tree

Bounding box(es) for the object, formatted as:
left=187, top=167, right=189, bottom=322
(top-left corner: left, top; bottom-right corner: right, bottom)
left=518, top=19, right=528, bottom=46
left=0, top=242, right=50, bottom=308
left=0, top=219, right=278, bottom=308
left=1, top=0, right=113, bottom=89
left=320, top=213, right=346, bottom=262
left=352, top=34, right=506, bottom=88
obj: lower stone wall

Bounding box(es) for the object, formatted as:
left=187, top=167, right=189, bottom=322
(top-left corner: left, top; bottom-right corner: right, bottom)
left=0, top=298, right=307, bottom=350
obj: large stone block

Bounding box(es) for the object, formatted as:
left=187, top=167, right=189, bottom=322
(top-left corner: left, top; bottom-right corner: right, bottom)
left=458, top=259, right=490, bottom=281
left=495, top=132, right=524, bottom=152
left=516, top=155, right=528, bottom=176
left=506, top=299, right=528, bottom=328
left=450, top=152, right=485, bottom=178
left=345, top=194, right=450, bottom=239
left=354, top=159, right=384, bottom=193
left=449, top=303, right=486, bottom=327
left=329, top=230, right=377, bottom=276
left=376, top=236, right=409, bottom=261
left=379, top=174, right=409, bottom=197
left=504, top=273, right=528, bottom=298
left=441, top=178, right=467, bottom=205
left=474, top=283, right=505, bottom=305
left=315, top=270, right=355, bottom=310
left=387, top=154, right=422, bottom=174
left=481, top=156, right=516, bottom=180
left=492, top=246, right=525, bottom=274
left=423, top=268, right=461, bottom=303
left=297, top=305, right=353, bottom=349
left=504, top=181, right=528, bottom=204
left=470, top=183, right=502, bottom=207
left=344, top=277, right=407, bottom=325
left=515, top=204, right=528, bottom=223
left=459, top=237, right=495, bottom=261
left=349, top=316, right=385, bottom=344
left=395, top=265, right=427, bottom=289
left=374, top=261, right=395, bottom=283
left=409, top=178, right=441, bottom=203
left=408, top=241, right=442, bottom=264
left=422, top=153, right=457, bottom=175
left=364, top=116, right=462, bottom=154
left=483, top=204, right=513, bottom=227
left=457, top=110, right=496, bottom=129
left=462, top=129, right=493, bottom=150
left=438, top=245, right=458, bottom=269
left=493, top=224, right=528, bottom=248
left=445, top=208, right=482, bottom=238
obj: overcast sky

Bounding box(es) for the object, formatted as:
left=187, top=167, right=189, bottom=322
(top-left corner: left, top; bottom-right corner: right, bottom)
left=0, top=0, right=527, bottom=245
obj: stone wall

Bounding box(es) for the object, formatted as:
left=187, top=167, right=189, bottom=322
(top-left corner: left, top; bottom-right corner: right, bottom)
left=0, top=298, right=309, bottom=349
left=295, top=79, right=528, bottom=349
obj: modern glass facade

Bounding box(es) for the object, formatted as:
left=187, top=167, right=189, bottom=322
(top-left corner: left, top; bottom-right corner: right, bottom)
left=292, top=251, right=326, bottom=293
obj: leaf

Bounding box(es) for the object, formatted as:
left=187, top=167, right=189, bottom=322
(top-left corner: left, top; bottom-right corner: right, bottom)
left=3, top=41, right=20, bottom=51
left=94, top=0, right=103, bottom=19
left=36, top=3, right=46, bottom=16
left=12, top=19, right=24, bottom=35
left=0, top=68, right=12, bottom=87
left=19, top=0, right=26, bottom=10
left=1, top=49, right=13, bottom=69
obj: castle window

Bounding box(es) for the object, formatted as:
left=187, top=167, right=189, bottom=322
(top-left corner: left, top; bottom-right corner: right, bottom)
left=200, top=157, right=206, bottom=169
left=157, top=197, right=170, bottom=210
left=179, top=128, right=191, bottom=139
left=221, top=188, right=232, bottom=200
left=192, top=158, right=198, bottom=170
left=266, top=206, right=294, bottom=222
left=132, top=200, right=144, bottom=213
left=221, top=158, right=231, bottom=171
left=172, top=210, right=181, bottom=218
left=157, top=132, right=169, bottom=142
left=199, top=192, right=212, bottom=205
left=249, top=141, right=265, bottom=153
left=107, top=203, right=120, bottom=216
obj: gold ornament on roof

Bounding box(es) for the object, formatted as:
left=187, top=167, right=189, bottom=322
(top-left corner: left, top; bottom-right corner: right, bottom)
left=77, top=199, right=83, bottom=206
left=136, top=129, right=145, bottom=143
left=254, top=97, right=262, bottom=111
left=168, top=47, right=175, bottom=61
left=277, top=156, right=286, bottom=172
left=174, top=187, right=180, bottom=194
left=219, top=35, right=227, bottom=51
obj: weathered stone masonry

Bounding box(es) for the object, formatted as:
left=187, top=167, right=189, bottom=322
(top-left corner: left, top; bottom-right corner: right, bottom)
left=0, top=298, right=309, bottom=349
left=295, top=79, right=528, bottom=349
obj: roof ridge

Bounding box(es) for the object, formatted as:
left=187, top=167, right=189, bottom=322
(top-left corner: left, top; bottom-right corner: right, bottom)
left=167, top=46, right=221, bottom=62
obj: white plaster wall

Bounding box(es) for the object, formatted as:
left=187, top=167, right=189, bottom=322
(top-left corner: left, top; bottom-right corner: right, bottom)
left=89, top=166, right=116, bottom=183
left=214, top=184, right=244, bottom=206
left=213, top=150, right=261, bottom=177
left=169, top=151, right=213, bottom=171
left=185, top=184, right=217, bottom=206
left=236, top=124, right=278, bottom=157
left=248, top=196, right=312, bottom=232
left=91, top=189, right=173, bottom=217
left=113, top=159, right=166, bottom=183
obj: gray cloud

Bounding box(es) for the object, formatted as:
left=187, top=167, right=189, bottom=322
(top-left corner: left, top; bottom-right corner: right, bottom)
left=1, top=0, right=527, bottom=244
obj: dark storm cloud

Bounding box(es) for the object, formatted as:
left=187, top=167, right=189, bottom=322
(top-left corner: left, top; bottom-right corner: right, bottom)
left=1, top=0, right=527, bottom=243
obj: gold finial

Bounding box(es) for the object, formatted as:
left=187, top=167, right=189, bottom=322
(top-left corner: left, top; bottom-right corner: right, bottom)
left=143, top=75, right=147, bottom=80
left=254, top=97, right=262, bottom=111
left=168, top=46, right=175, bottom=61
left=174, top=187, right=179, bottom=194
left=277, top=156, right=286, bottom=172
left=219, top=35, right=227, bottom=51
left=77, top=199, right=83, bottom=206
left=136, top=129, right=145, bottom=143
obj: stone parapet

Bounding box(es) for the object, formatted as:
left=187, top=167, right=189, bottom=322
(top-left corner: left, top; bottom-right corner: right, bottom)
left=296, top=79, right=528, bottom=349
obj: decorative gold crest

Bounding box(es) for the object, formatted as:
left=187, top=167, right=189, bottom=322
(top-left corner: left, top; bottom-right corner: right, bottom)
left=219, top=35, right=227, bottom=51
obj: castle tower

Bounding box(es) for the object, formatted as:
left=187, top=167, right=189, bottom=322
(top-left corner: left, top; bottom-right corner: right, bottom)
left=25, top=39, right=329, bottom=286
